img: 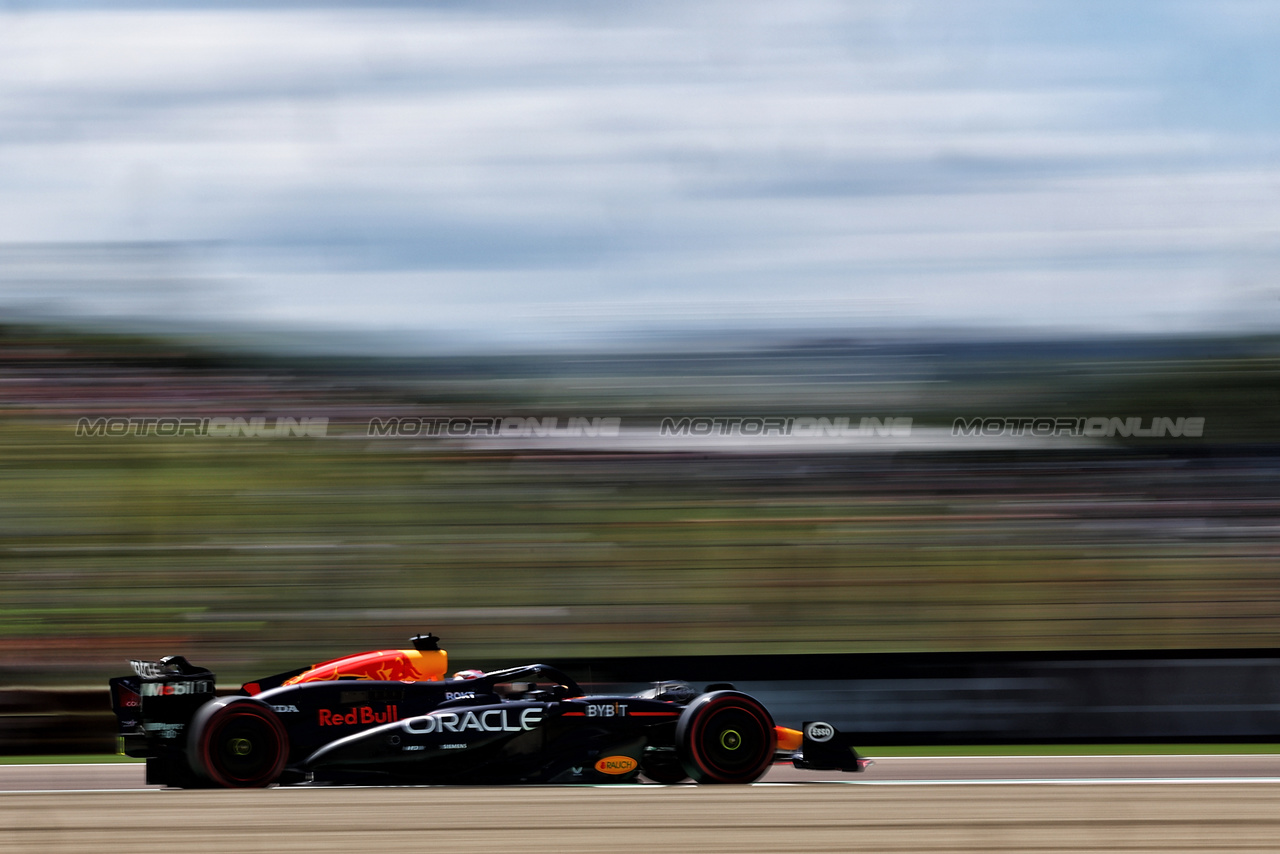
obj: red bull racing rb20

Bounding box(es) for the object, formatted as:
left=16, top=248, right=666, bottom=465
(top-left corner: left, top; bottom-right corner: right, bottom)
left=109, top=635, right=870, bottom=787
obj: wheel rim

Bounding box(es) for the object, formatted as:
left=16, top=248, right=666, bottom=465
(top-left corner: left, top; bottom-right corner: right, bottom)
left=683, top=695, right=774, bottom=782
left=204, top=708, right=286, bottom=787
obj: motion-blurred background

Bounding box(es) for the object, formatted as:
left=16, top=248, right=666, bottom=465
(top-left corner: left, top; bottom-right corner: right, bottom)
left=2, top=1, right=1279, bottom=692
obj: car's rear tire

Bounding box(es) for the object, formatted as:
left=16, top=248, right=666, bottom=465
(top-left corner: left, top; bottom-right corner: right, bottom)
left=189, top=697, right=288, bottom=788
left=675, top=690, right=776, bottom=784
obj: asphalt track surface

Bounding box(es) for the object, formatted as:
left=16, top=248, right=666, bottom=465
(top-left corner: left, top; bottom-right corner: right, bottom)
left=5, top=757, right=1280, bottom=853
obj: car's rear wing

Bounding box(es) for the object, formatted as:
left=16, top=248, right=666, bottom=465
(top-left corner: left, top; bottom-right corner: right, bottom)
left=108, top=675, right=143, bottom=744
left=109, top=656, right=217, bottom=785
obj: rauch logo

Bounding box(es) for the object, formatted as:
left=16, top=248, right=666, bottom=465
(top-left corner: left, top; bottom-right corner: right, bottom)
left=594, top=756, right=638, bottom=775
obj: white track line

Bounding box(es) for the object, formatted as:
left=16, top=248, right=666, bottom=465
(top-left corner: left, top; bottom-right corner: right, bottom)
left=839, top=777, right=1280, bottom=786
left=0, top=764, right=143, bottom=769
left=0, top=793, right=157, bottom=798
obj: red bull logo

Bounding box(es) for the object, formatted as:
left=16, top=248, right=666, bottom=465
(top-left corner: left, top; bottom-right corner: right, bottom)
left=318, top=705, right=400, bottom=726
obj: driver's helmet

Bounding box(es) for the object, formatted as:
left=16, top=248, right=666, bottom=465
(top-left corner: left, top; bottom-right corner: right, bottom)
left=452, top=669, right=485, bottom=681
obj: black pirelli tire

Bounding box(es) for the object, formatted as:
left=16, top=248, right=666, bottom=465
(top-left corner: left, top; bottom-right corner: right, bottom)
left=675, top=690, right=776, bottom=784
left=188, top=697, right=289, bottom=788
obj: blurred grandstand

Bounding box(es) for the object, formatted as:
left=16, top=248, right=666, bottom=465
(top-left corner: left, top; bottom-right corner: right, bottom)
left=1, top=323, right=1279, bottom=686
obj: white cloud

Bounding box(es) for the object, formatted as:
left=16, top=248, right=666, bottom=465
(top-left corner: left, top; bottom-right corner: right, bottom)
left=0, top=1, right=1276, bottom=345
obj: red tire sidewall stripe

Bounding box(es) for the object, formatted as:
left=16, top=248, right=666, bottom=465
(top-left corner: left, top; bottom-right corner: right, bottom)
left=686, top=696, right=775, bottom=782
left=200, top=704, right=287, bottom=788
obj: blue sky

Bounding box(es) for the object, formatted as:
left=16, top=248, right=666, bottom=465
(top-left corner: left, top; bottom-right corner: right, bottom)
left=1, top=1, right=1279, bottom=349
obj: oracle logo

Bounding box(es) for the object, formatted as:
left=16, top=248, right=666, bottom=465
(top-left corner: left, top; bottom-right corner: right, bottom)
left=403, top=707, right=543, bottom=735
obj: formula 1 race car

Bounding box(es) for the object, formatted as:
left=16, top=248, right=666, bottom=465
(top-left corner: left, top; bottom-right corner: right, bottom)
left=108, top=635, right=870, bottom=788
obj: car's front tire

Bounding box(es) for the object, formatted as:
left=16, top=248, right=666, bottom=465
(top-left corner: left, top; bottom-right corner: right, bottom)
left=189, top=697, right=288, bottom=788
left=674, top=690, right=776, bottom=784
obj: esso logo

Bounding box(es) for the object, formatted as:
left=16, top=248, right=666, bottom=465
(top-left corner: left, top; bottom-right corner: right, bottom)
left=806, top=722, right=835, bottom=743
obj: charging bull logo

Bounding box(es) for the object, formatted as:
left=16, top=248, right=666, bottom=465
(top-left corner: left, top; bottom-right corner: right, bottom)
left=370, top=655, right=416, bottom=682
left=318, top=705, right=400, bottom=726
left=284, top=648, right=448, bottom=686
